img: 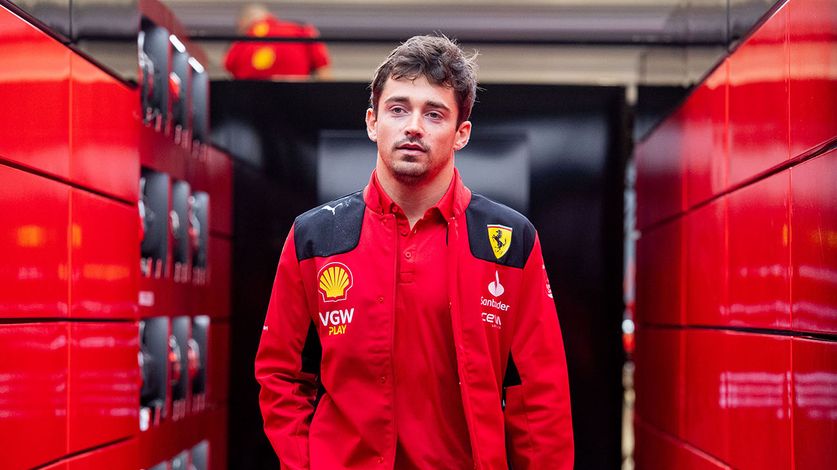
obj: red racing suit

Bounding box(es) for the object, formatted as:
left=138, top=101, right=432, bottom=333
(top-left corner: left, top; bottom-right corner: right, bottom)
left=255, top=172, right=574, bottom=469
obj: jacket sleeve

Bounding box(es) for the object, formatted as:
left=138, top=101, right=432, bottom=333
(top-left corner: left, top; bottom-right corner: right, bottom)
left=504, top=233, right=574, bottom=469
left=255, top=227, right=318, bottom=470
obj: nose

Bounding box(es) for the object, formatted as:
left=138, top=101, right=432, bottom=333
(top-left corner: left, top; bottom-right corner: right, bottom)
left=404, top=112, right=424, bottom=138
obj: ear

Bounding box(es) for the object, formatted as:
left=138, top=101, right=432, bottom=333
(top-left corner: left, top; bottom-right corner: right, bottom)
left=452, top=120, right=472, bottom=151
left=365, top=108, right=377, bottom=142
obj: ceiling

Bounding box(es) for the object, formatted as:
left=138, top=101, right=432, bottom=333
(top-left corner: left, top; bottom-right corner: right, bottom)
left=164, top=0, right=766, bottom=90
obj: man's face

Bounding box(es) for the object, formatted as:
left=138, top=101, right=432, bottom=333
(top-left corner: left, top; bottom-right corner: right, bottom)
left=366, top=76, right=471, bottom=185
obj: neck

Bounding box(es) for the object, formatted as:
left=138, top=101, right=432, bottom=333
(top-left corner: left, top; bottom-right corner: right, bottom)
left=375, top=162, right=454, bottom=227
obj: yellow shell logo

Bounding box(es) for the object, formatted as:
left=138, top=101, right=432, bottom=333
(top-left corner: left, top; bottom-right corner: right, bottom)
left=318, top=262, right=353, bottom=302
left=252, top=46, right=276, bottom=71
left=252, top=21, right=270, bottom=37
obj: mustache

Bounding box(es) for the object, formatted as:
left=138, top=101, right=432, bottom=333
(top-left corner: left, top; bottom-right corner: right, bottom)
left=393, top=137, right=428, bottom=152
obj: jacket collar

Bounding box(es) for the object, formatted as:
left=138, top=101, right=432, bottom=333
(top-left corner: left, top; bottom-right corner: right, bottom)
left=363, top=168, right=471, bottom=220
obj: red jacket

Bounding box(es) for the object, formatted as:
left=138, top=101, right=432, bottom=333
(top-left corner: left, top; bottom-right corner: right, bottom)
left=224, top=16, right=329, bottom=79
left=256, top=172, right=574, bottom=469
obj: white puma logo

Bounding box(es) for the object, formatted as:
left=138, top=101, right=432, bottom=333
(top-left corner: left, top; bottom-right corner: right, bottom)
left=322, top=202, right=343, bottom=215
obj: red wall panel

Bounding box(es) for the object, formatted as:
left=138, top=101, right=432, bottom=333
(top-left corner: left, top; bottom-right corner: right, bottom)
left=634, top=327, right=683, bottom=438
left=791, top=151, right=837, bottom=334
left=636, top=220, right=683, bottom=326
left=683, top=330, right=729, bottom=463
left=66, top=438, right=138, bottom=470
left=788, top=0, right=837, bottom=158
left=0, top=164, right=69, bottom=318
left=727, top=171, right=791, bottom=329
left=793, top=338, right=837, bottom=470
left=208, top=322, right=230, bottom=407
left=70, top=54, right=140, bottom=202
left=205, top=236, right=231, bottom=318
left=70, top=189, right=139, bottom=319
left=727, top=5, right=789, bottom=186
left=685, top=198, right=728, bottom=327
left=635, top=419, right=730, bottom=470
left=206, top=148, right=233, bottom=236
left=683, top=62, right=728, bottom=207
left=0, top=323, right=69, bottom=470
left=68, top=322, right=140, bottom=454
left=0, top=6, right=70, bottom=179
left=725, top=332, right=792, bottom=470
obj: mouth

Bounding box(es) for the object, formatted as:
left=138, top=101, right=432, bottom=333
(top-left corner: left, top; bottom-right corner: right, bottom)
left=396, top=142, right=426, bottom=152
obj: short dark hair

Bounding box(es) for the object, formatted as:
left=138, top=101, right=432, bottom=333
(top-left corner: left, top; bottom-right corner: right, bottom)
left=370, top=35, right=478, bottom=124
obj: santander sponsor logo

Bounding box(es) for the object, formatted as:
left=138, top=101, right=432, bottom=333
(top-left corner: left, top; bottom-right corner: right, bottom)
left=482, top=270, right=508, bottom=329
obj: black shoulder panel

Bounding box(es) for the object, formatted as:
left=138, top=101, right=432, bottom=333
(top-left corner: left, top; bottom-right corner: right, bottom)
left=294, top=191, right=366, bottom=260
left=465, top=193, right=536, bottom=269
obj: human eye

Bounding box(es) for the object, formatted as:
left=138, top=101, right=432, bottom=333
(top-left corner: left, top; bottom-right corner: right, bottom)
left=426, top=110, right=444, bottom=120
left=389, top=105, right=407, bottom=115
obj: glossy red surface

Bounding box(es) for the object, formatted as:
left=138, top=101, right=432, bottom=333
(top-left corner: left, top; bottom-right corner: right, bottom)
left=208, top=321, right=230, bottom=407
left=70, top=54, right=140, bottom=202
left=635, top=113, right=686, bottom=230
left=140, top=124, right=188, bottom=181
left=685, top=199, right=728, bottom=327
left=206, top=147, right=233, bottom=236
left=791, top=151, right=837, bottom=334
left=634, top=327, right=683, bottom=438
left=0, top=164, right=69, bottom=318
left=793, top=338, right=837, bottom=470
left=683, top=62, right=728, bottom=207
left=70, top=189, right=139, bottom=319
left=683, top=330, right=729, bottom=462
left=206, top=236, right=231, bottom=318
left=727, top=5, right=789, bottom=186
left=68, top=322, right=140, bottom=453
left=66, top=438, right=139, bottom=470
left=727, top=171, right=791, bottom=329
left=0, top=6, right=70, bottom=179
left=0, top=323, right=68, bottom=470
left=725, top=332, right=792, bottom=469
left=636, top=219, right=683, bottom=325
left=788, top=0, right=837, bottom=158
left=635, top=419, right=730, bottom=470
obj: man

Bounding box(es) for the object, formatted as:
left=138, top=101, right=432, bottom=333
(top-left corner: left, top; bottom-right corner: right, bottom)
left=256, top=35, right=573, bottom=469
left=224, top=4, right=331, bottom=80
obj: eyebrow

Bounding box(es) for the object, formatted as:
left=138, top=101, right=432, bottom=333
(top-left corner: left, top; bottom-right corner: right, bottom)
left=384, top=96, right=451, bottom=112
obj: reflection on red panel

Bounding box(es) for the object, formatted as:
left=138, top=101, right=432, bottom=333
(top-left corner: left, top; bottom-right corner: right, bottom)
left=728, top=5, right=789, bottom=186
left=0, top=6, right=70, bottom=178
left=0, top=164, right=69, bottom=318
left=685, top=199, right=727, bottom=326
left=635, top=328, right=683, bottom=438
left=726, top=332, right=792, bottom=470
left=71, top=189, right=138, bottom=319
left=0, top=323, right=68, bottom=470
left=788, top=0, right=837, bottom=157
left=635, top=115, right=685, bottom=229
left=636, top=220, right=683, bottom=325
left=684, top=330, right=729, bottom=462
left=207, top=407, right=229, bottom=470
left=66, top=438, right=138, bottom=470
left=207, top=236, right=231, bottom=318
left=208, top=322, right=230, bottom=407
left=635, top=419, right=730, bottom=470
left=70, top=54, right=140, bottom=202
left=791, top=152, right=837, bottom=334
left=793, top=338, right=837, bottom=470
left=727, top=172, right=791, bottom=329
left=683, top=62, right=727, bottom=207
left=69, top=323, right=140, bottom=453
left=207, top=148, right=233, bottom=236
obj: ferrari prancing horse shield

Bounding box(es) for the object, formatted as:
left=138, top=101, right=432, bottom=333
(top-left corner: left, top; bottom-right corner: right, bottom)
left=487, top=224, right=512, bottom=259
